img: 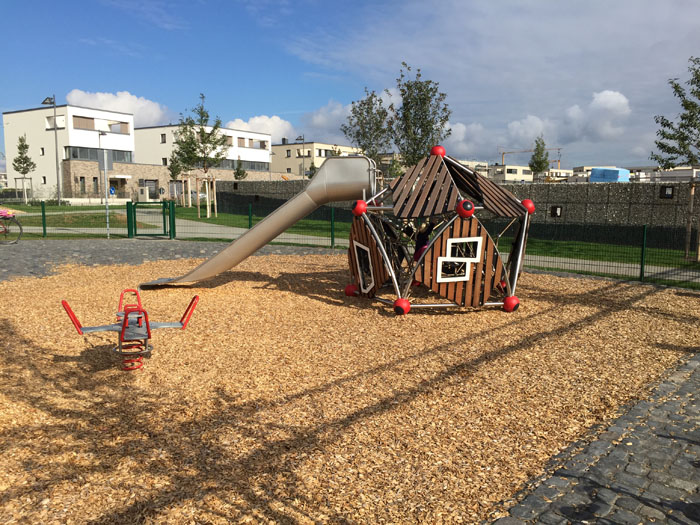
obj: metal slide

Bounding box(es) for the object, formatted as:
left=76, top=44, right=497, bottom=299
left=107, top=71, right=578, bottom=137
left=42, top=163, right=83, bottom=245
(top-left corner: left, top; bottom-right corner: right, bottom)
left=142, top=156, right=376, bottom=287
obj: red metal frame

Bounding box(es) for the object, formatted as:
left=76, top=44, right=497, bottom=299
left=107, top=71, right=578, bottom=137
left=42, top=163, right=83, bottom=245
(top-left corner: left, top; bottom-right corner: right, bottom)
left=179, top=295, right=199, bottom=329
left=120, top=305, right=151, bottom=342
left=118, top=289, right=142, bottom=312
left=61, top=300, right=84, bottom=335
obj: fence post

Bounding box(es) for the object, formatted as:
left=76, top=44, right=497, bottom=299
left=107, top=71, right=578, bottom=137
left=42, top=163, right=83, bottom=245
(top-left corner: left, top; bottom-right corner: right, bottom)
left=169, top=201, right=176, bottom=239
left=41, top=201, right=47, bottom=238
left=639, top=224, right=647, bottom=282
left=330, top=206, right=335, bottom=249
left=248, top=203, right=253, bottom=229
left=126, top=201, right=134, bottom=238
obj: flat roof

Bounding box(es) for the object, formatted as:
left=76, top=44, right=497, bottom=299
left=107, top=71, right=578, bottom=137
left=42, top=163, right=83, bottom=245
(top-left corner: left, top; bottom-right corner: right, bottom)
left=135, top=123, right=270, bottom=136
left=3, top=104, right=133, bottom=117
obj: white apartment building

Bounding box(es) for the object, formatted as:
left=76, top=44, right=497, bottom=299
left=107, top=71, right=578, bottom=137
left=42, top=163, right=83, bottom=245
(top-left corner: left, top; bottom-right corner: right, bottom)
left=134, top=125, right=271, bottom=172
left=3, top=105, right=134, bottom=199
left=457, top=159, right=489, bottom=178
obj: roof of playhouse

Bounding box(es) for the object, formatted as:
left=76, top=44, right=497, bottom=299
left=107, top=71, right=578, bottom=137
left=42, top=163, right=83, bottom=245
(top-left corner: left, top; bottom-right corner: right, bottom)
left=389, top=154, right=527, bottom=218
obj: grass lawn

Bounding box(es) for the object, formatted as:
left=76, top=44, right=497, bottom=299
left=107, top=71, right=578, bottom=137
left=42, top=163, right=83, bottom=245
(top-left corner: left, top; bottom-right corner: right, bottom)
left=174, top=205, right=352, bottom=238
left=20, top=211, right=132, bottom=228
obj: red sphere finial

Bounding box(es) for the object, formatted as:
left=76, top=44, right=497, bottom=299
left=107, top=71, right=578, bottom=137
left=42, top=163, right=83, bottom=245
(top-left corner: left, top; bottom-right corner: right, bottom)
left=521, top=199, right=535, bottom=214
left=352, top=200, right=367, bottom=216
left=503, top=296, right=520, bottom=312
left=456, top=199, right=475, bottom=219
left=430, top=145, right=446, bottom=157
left=393, top=298, right=411, bottom=315
left=345, top=284, right=359, bottom=297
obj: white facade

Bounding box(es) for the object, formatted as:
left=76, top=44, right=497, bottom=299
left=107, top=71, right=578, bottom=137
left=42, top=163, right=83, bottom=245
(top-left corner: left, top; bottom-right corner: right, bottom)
left=135, top=125, right=271, bottom=171
left=488, top=164, right=534, bottom=183
left=3, top=105, right=134, bottom=199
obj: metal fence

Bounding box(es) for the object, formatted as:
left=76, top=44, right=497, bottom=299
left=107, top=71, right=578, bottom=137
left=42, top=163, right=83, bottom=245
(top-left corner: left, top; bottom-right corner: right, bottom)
left=5, top=199, right=700, bottom=289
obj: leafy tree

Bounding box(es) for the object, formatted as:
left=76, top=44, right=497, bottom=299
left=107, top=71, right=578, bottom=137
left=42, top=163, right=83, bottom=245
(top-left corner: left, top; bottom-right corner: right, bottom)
left=340, top=88, right=392, bottom=166
left=528, top=135, right=550, bottom=179
left=234, top=157, right=247, bottom=180
left=389, top=62, right=452, bottom=167
left=175, top=93, right=229, bottom=174
left=651, top=56, right=700, bottom=168
left=307, top=161, right=317, bottom=178
left=167, top=151, right=183, bottom=181
left=12, top=134, right=36, bottom=176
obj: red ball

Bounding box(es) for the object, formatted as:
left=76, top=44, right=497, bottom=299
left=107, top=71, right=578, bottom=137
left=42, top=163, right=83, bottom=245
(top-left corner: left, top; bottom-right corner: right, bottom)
left=352, top=200, right=367, bottom=216
left=430, top=145, right=446, bottom=157
left=521, top=199, right=535, bottom=214
left=345, top=284, right=359, bottom=297
left=456, top=199, right=475, bottom=219
left=503, top=296, right=520, bottom=312
left=393, top=298, right=411, bottom=315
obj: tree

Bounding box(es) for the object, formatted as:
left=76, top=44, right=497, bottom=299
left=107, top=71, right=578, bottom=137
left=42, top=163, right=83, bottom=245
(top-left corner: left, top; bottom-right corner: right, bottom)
left=651, top=56, right=700, bottom=169
left=389, top=62, right=452, bottom=167
left=340, top=88, right=392, bottom=166
left=12, top=134, right=36, bottom=176
left=529, top=135, right=550, bottom=179
left=234, top=156, right=247, bottom=180
left=175, top=93, right=229, bottom=174
left=167, top=151, right=183, bottom=181
left=307, top=161, right=317, bottom=178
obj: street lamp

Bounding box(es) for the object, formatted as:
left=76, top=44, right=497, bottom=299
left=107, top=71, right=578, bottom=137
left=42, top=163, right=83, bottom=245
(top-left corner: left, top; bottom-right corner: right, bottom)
left=41, top=95, right=61, bottom=205
left=296, top=134, right=305, bottom=181
left=98, top=131, right=111, bottom=239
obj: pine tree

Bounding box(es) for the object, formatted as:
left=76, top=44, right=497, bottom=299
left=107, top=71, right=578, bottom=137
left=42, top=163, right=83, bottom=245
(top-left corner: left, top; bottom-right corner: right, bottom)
left=651, top=56, right=700, bottom=168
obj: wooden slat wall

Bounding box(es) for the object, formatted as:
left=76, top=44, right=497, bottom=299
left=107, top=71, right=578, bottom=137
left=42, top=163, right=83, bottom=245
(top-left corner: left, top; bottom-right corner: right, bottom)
left=447, top=158, right=527, bottom=218
left=348, top=217, right=390, bottom=298
left=416, top=217, right=507, bottom=307
left=391, top=156, right=462, bottom=218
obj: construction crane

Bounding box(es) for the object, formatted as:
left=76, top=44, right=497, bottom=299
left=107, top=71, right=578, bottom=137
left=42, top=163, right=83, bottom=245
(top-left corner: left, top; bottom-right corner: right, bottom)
left=499, top=147, right=562, bottom=166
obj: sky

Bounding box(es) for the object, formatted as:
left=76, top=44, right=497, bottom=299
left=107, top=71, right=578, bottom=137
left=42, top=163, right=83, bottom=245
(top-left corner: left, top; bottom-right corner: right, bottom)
left=2, top=0, right=700, bottom=171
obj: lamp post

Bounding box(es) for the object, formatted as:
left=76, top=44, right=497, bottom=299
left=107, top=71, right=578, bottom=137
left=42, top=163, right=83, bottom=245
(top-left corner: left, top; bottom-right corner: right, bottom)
left=99, top=131, right=110, bottom=239
left=41, top=95, right=61, bottom=205
left=296, top=134, right=305, bottom=181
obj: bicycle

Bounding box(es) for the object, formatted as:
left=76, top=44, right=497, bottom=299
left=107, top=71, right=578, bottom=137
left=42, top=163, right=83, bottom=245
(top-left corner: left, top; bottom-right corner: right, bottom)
left=0, top=209, right=22, bottom=244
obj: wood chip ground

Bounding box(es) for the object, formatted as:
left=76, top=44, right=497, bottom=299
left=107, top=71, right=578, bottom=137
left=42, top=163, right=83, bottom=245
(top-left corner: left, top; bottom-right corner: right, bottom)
left=0, top=254, right=696, bottom=524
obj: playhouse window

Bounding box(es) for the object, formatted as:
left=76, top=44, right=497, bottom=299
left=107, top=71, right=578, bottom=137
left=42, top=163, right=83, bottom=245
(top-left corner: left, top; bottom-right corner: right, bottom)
left=353, top=241, right=374, bottom=293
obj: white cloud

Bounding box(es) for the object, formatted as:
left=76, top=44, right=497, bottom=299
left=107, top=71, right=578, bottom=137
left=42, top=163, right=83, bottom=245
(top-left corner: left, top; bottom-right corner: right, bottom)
left=443, top=121, right=489, bottom=159
left=225, top=115, right=296, bottom=143
left=506, top=115, right=555, bottom=148
left=66, top=89, right=175, bottom=127
left=560, top=90, right=631, bottom=143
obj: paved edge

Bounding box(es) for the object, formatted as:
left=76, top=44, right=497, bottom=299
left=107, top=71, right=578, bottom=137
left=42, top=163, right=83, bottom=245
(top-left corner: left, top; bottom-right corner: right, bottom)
left=490, top=352, right=700, bottom=524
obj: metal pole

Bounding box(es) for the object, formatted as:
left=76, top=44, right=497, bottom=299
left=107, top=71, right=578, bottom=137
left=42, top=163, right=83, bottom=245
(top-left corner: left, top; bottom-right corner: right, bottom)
left=104, top=148, right=110, bottom=239
left=510, top=212, right=529, bottom=296
left=52, top=95, right=61, bottom=206
left=330, top=207, right=335, bottom=249
left=640, top=224, right=647, bottom=282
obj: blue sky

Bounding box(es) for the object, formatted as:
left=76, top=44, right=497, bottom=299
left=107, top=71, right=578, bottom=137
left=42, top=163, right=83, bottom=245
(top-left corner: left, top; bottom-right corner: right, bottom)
left=2, top=0, right=700, bottom=170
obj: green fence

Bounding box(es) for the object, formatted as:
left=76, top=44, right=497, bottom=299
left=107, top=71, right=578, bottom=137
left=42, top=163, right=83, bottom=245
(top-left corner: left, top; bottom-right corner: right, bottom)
left=5, top=199, right=700, bottom=289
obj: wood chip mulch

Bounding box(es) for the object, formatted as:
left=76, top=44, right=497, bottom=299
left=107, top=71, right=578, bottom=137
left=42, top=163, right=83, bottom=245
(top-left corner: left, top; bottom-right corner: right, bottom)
left=0, top=254, right=697, bottom=524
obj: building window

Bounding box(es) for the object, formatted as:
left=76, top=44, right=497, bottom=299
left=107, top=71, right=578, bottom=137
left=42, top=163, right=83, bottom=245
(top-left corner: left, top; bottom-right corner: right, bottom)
left=286, top=149, right=291, bottom=158
left=42, top=176, right=47, bottom=184
left=238, top=137, right=246, bottom=147
left=286, top=168, right=292, bottom=173
left=109, top=122, right=129, bottom=134
left=79, top=177, right=86, bottom=193
left=506, top=168, right=518, bottom=174
left=162, top=158, right=168, bottom=166
left=93, top=177, right=99, bottom=193
left=226, top=136, right=233, bottom=146
left=160, top=133, right=166, bottom=143
left=40, top=147, right=45, bottom=156
left=73, top=116, right=95, bottom=130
